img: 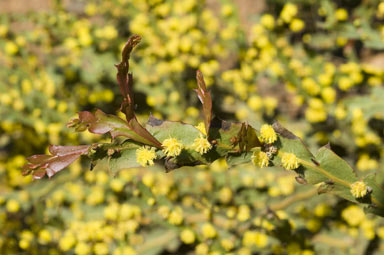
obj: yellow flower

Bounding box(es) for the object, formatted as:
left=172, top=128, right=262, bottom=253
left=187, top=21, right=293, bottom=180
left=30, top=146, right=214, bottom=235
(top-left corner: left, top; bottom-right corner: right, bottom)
left=19, top=239, right=30, bottom=250
left=259, top=124, right=277, bottom=144
left=335, top=8, right=348, bottom=21
left=350, top=181, right=368, bottom=198
left=94, top=242, right=109, bottom=255
left=136, top=146, right=157, bottom=167
left=162, top=138, right=183, bottom=157
left=290, top=18, right=305, bottom=32
left=6, top=199, right=20, bottom=213
left=219, top=187, right=232, bottom=204
left=342, top=205, right=365, bottom=226
left=110, top=178, right=124, bottom=192
left=192, top=135, right=212, bottom=155
left=195, top=122, right=207, bottom=135
left=168, top=207, right=183, bottom=225
left=142, top=173, right=155, bottom=187
left=247, top=96, right=263, bottom=111
left=357, top=154, right=378, bottom=171
left=38, top=229, right=52, bottom=244
left=237, top=205, right=250, bottom=222
left=75, top=242, right=91, bottom=255
left=180, top=229, right=195, bottom=244
left=195, top=243, right=209, bottom=255
left=242, top=231, right=268, bottom=248
left=377, top=226, right=384, bottom=239
left=305, top=98, right=327, bottom=123
left=281, top=152, right=300, bottom=170
left=338, top=76, right=354, bottom=91
left=321, top=87, right=336, bottom=104
left=59, top=232, right=76, bottom=251
left=202, top=223, right=217, bottom=239
left=221, top=238, right=234, bottom=251
left=378, top=2, right=384, bottom=18
left=280, top=3, right=298, bottom=23
left=260, top=14, right=275, bottom=30
left=252, top=151, right=269, bottom=168
left=5, top=41, right=18, bottom=55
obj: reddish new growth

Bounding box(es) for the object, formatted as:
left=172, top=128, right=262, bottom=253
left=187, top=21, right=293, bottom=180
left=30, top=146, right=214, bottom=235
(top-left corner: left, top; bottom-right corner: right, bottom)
left=22, top=145, right=90, bottom=179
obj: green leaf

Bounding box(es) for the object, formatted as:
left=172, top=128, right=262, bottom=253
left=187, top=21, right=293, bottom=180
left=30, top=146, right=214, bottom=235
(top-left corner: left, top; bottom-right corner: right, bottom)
left=146, top=116, right=217, bottom=168
left=364, top=174, right=384, bottom=210
left=314, top=146, right=358, bottom=202
left=226, top=152, right=253, bottom=167
left=272, top=123, right=360, bottom=203
left=209, top=117, right=243, bottom=156
left=146, top=116, right=201, bottom=145
left=91, top=142, right=141, bottom=175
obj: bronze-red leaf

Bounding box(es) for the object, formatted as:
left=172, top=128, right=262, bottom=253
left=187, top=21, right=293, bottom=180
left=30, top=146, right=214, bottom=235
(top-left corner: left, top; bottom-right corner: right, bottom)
left=195, top=70, right=212, bottom=137
left=22, top=145, right=91, bottom=179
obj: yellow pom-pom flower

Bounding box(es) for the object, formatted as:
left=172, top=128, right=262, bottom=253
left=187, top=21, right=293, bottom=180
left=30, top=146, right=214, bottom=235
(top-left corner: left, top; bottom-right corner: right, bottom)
left=202, top=223, right=217, bottom=239
left=168, top=207, right=183, bottom=225
left=162, top=137, right=183, bottom=157
left=259, top=124, right=277, bottom=144
left=242, top=231, right=268, bottom=248
left=260, top=14, right=275, bottom=30
left=335, top=8, right=348, bottom=21
left=281, top=152, right=300, bottom=170
left=252, top=151, right=269, bottom=168
left=290, top=18, right=305, bottom=32
left=280, top=3, right=298, bottom=23
left=6, top=199, right=20, bottom=213
left=136, top=146, right=157, bottom=167
left=342, top=205, right=365, bottom=226
left=192, top=135, right=212, bottom=155
left=350, top=181, right=368, bottom=198
left=180, top=229, right=195, bottom=244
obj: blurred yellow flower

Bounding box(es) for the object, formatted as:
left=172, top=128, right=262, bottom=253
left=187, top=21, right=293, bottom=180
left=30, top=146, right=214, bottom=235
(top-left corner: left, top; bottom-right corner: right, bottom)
left=202, top=223, right=217, bottom=239
left=252, top=151, right=269, bottom=168
left=290, top=18, right=305, bottom=32
left=242, top=231, right=268, bottom=247
left=75, top=242, right=91, bottom=255
left=180, top=229, right=195, bottom=244
left=5, top=41, right=18, bottom=55
left=280, top=3, right=298, bottom=23
left=335, top=8, right=348, bottom=21
left=168, top=207, right=183, bottom=225
left=341, top=205, right=365, bottom=226
left=6, top=199, right=20, bottom=213
left=261, top=14, right=275, bottom=30
left=219, top=187, right=232, bottom=204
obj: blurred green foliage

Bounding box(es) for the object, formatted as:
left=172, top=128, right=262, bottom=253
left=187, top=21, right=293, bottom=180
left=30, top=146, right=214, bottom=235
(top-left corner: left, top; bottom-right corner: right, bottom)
left=1, top=0, right=384, bottom=254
